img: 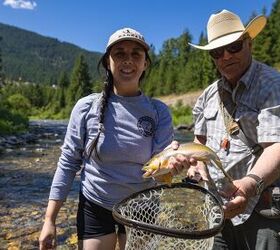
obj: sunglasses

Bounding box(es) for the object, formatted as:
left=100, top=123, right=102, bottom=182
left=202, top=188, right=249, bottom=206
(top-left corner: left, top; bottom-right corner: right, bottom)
left=209, top=39, right=245, bottom=59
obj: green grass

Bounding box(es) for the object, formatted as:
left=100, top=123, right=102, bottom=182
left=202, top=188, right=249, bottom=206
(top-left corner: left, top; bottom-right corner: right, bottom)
left=170, top=100, right=193, bottom=127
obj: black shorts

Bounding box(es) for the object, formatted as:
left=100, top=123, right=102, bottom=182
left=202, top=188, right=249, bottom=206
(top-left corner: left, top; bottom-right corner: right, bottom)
left=77, top=193, right=126, bottom=240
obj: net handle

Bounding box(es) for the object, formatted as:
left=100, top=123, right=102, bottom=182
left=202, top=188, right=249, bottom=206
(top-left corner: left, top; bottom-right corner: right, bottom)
left=112, top=182, right=225, bottom=240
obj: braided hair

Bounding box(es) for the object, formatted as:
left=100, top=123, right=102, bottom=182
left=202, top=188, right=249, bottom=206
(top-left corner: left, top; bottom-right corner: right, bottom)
left=87, top=47, right=151, bottom=160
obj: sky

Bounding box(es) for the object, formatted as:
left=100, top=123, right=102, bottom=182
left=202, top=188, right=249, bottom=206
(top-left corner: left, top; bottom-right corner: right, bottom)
left=0, top=0, right=276, bottom=53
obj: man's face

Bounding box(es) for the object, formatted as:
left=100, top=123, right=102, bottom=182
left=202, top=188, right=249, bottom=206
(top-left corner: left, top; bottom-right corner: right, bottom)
left=210, top=37, right=252, bottom=85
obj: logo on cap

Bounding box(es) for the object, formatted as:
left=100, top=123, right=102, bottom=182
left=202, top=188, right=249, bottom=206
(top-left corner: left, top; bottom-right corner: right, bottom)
left=118, top=29, right=145, bottom=41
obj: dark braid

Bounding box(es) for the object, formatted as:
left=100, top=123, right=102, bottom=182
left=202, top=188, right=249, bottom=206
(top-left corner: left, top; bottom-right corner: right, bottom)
left=87, top=53, right=113, bottom=160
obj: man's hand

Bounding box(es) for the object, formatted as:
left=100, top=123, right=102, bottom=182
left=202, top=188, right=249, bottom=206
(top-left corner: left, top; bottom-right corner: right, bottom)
left=219, top=177, right=256, bottom=219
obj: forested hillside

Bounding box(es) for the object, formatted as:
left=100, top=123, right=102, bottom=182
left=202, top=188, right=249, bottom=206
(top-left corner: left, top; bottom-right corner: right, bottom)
left=0, top=23, right=102, bottom=84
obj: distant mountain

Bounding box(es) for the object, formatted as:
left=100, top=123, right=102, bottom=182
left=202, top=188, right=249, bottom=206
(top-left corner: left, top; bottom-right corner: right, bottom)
left=0, top=22, right=103, bottom=84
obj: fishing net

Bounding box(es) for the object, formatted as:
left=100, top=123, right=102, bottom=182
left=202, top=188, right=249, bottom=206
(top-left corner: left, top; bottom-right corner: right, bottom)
left=113, top=182, right=224, bottom=250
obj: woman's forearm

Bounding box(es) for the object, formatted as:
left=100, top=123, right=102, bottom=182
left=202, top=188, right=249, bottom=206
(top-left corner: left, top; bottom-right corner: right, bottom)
left=44, top=199, right=64, bottom=223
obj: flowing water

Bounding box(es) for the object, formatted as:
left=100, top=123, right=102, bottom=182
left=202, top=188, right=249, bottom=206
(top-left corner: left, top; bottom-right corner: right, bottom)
left=0, top=120, right=193, bottom=249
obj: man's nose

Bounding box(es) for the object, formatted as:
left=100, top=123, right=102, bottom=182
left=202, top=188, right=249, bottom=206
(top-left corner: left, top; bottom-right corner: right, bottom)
left=222, top=49, right=233, bottom=60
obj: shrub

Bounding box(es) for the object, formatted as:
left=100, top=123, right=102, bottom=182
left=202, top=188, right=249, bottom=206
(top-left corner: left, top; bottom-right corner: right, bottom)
left=0, top=106, right=29, bottom=135
left=170, top=100, right=193, bottom=126
left=7, top=93, right=32, bottom=116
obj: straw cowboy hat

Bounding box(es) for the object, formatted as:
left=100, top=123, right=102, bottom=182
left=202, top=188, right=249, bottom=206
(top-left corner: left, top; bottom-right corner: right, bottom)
left=189, top=9, right=267, bottom=50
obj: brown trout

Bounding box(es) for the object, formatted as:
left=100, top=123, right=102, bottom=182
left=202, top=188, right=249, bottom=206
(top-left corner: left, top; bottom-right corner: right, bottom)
left=142, top=142, right=233, bottom=185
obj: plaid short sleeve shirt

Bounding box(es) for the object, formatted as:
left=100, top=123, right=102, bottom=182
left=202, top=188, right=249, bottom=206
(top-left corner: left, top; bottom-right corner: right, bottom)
left=192, top=60, right=280, bottom=225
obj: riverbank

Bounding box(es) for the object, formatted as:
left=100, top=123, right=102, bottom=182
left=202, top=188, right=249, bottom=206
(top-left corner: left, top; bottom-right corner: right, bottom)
left=0, top=120, right=68, bottom=154
left=0, top=120, right=193, bottom=249
left=0, top=144, right=79, bottom=249
left=0, top=120, right=78, bottom=249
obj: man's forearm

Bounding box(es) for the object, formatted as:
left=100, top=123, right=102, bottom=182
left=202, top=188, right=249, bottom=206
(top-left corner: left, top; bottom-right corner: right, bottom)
left=248, top=142, right=280, bottom=187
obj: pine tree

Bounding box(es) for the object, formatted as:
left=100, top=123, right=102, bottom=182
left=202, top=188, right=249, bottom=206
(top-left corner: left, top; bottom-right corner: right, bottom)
left=252, top=9, right=272, bottom=64
left=0, top=36, right=4, bottom=86
left=268, top=0, right=280, bottom=68
left=181, top=33, right=216, bottom=91
left=57, top=71, right=69, bottom=109
left=67, top=54, right=92, bottom=109
left=141, top=44, right=159, bottom=96
left=175, top=31, right=192, bottom=93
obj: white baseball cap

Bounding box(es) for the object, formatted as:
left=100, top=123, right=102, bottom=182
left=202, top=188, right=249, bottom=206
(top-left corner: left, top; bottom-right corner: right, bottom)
left=106, top=27, right=150, bottom=51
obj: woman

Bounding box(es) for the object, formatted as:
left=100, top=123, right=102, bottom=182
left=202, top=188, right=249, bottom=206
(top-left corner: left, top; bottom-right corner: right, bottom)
left=39, top=27, right=176, bottom=250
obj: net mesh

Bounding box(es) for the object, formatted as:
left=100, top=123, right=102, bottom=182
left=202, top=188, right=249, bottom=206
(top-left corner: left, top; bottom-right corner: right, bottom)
left=113, top=184, right=223, bottom=250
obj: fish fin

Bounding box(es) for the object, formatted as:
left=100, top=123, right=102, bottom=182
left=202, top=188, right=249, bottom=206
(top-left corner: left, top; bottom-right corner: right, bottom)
left=160, top=159, right=169, bottom=170
left=155, top=173, right=173, bottom=186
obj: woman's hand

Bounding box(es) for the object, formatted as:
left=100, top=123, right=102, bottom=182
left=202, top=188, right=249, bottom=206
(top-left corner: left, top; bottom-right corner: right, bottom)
left=39, top=219, right=56, bottom=250
left=167, top=141, right=198, bottom=176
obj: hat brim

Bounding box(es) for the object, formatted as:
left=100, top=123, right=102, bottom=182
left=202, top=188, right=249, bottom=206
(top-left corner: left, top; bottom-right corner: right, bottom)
left=189, top=15, right=267, bottom=50
left=107, top=37, right=150, bottom=51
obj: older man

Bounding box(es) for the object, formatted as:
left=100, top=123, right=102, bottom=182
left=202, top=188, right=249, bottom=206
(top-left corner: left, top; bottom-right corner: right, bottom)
left=187, top=9, right=280, bottom=250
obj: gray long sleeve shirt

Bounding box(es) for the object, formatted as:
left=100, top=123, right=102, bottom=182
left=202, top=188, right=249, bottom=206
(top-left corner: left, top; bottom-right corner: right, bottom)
left=49, top=92, right=173, bottom=210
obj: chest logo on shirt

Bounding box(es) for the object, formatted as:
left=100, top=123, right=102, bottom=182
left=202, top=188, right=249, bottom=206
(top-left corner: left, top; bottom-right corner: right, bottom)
left=137, top=116, right=155, bottom=137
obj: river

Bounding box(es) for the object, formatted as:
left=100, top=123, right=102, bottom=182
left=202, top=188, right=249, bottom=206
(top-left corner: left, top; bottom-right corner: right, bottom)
left=0, top=120, right=193, bottom=250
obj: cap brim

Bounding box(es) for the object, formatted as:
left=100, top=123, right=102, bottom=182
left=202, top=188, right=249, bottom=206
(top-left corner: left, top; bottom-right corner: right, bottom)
left=107, top=37, right=150, bottom=51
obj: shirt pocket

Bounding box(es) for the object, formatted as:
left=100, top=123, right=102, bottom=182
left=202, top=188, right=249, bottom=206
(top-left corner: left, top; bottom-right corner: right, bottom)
left=203, top=106, right=224, bottom=152
left=204, top=108, right=218, bottom=120
left=204, top=106, right=222, bottom=135
left=203, top=97, right=219, bottom=120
